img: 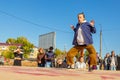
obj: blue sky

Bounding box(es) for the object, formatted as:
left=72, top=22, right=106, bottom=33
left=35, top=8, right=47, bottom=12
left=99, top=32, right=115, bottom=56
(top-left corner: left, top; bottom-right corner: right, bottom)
left=0, top=0, right=120, bottom=57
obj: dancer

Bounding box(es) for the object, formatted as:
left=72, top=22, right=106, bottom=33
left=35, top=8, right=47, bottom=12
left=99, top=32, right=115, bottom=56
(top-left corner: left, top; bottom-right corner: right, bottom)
left=67, top=12, right=97, bottom=71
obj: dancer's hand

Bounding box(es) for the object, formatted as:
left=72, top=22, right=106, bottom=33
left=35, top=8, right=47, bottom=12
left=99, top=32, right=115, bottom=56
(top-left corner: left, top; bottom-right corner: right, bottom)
left=70, top=25, right=74, bottom=30
left=90, top=20, right=95, bottom=27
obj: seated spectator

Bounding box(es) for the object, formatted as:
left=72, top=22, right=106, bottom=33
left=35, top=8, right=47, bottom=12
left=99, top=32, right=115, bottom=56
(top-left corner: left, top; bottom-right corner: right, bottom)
left=56, top=58, right=67, bottom=68
left=75, top=57, right=86, bottom=70
left=45, top=46, right=55, bottom=68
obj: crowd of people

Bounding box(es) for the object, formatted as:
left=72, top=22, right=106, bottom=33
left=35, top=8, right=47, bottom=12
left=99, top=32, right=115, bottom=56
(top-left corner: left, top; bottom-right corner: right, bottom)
left=36, top=47, right=119, bottom=71
left=37, top=46, right=55, bottom=68
left=103, top=51, right=118, bottom=71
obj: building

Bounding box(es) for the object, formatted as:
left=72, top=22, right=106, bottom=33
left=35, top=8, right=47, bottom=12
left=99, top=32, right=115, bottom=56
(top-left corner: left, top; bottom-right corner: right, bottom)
left=29, top=47, right=38, bottom=59
left=39, top=32, right=56, bottom=50
left=0, top=43, right=22, bottom=50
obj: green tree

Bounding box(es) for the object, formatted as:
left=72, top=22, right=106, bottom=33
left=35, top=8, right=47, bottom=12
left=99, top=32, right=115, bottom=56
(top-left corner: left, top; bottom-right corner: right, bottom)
left=54, top=48, right=65, bottom=58
left=84, top=50, right=89, bottom=57
left=1, top=46, right=17, bottom=59
left=2, top=50, right=13, bottom=59
left=16, top=36, right=34, bottom=58
left=9, top=46, right=17, bottom=51
left=76, top=52, right=80, bottom=59
left=6, top=36, right=34, bottom=59
left=6, top=38, right=16, bottom=44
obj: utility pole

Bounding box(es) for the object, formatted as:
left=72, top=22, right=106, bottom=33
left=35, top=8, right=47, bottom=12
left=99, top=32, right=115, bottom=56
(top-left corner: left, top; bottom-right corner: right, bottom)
left=100, top=25, right=102, bottom=58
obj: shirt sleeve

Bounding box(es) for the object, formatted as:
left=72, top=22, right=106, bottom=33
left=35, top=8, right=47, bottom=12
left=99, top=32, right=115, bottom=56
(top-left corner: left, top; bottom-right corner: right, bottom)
left=87, top=22, right=96, bottom=33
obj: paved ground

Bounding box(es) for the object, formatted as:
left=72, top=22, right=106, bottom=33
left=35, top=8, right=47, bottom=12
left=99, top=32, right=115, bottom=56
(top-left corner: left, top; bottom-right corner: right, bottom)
left=0, top=66, right=120, bottom=80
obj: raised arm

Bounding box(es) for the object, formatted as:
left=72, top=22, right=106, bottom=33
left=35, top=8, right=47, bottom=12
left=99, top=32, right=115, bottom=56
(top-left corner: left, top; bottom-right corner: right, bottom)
left=90, top=20, right=96, bottom=33
left=70, top=25, right=77, bottom=32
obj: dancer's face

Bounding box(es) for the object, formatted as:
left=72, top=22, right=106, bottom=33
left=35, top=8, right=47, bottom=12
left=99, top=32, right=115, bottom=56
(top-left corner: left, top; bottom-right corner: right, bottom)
left=78, top=14, right=85, bottom=23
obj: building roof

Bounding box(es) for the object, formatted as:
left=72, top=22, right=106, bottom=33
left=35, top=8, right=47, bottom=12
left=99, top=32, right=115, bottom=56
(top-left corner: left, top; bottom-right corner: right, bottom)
left=0, top=43, right=22, bottom=47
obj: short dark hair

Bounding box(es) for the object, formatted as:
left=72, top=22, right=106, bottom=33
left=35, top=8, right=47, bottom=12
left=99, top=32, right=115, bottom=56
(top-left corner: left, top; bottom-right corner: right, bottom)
left=111, top=50, right=114, bottom=53
left=77, top=12, right=85, bottom=18
left=49, top=46, right=53, bottom=50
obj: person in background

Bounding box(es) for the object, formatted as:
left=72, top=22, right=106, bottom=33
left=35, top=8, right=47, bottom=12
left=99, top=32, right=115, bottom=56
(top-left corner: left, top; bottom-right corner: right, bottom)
left=45, top=46, right=55, bottom=68
left=96, top=52, right=102, bottom=70
left=109, top=51, right=118, bottom=71
left=103, top=53, right=110, bottom=70
left=0, top=55, right=4, bottom=65
left=37, top=48, right=46, bottom=67
left=56, top=58, right=67, bottom=68
left=13, top=48, right=23, bottom=66
left=75, top=56, right=86, bottom=70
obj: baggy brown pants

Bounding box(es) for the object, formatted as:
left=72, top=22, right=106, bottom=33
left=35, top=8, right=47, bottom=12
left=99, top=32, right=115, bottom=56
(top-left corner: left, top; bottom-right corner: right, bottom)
left=67, top=44, right=97, bottom=66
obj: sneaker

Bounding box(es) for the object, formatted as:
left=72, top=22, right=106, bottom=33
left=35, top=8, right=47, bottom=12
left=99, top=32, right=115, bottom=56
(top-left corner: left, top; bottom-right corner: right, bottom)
left=67, top=65, right=71, bottom=69
left=71, top=64, right=75, bottom=69
left=88, top=67, right=93, bottom=72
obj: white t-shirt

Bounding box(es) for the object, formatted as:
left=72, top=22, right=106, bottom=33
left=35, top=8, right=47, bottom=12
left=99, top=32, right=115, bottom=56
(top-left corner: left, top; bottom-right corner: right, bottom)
left=111, top=57, right=115, bottom=66
left=77, top=20, right=87, bottom=45
left=77, top=27, right=85, bottom=45
left=75, top=62, right=86, bottom=69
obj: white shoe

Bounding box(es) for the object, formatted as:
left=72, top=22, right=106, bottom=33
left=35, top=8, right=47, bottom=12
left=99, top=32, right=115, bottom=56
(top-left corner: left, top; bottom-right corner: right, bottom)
left=71, top=64, right=75, bottom=69
left=67, top=65, right=71, bottom=69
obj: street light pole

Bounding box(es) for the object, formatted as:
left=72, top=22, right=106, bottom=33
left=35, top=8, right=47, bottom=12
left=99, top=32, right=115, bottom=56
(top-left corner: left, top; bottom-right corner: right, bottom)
left=100, top=25, right=102, bottom=58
